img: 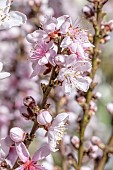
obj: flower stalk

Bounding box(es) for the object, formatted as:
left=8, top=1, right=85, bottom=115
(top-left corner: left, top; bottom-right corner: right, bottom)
left=78, top=1, right=103, bottom=169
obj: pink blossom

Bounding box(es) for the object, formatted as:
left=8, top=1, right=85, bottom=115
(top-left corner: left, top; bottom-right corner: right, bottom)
left=15, top=142, right=51, bottom=170
left=58, top=60, right=92, bottom=95
left=47, top=112, right=69, bottom=152
left=30, top=40, right=57, bottom=77
left=31, top=40, right=56, bottom=66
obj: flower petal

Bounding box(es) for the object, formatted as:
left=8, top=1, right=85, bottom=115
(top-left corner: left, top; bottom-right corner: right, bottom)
left=31, top=64, right=45, bottom=78
left=0, top=11, right=27, bottom=30
left=15, top=142, right=30, bottom=163
left=63, top=80, right=72, bottom=95
left=0, top=62, right=3, bottom=72
left=0, top=0, right=9, bottom=8
left=74, top=61, right=92, bottom=72
left=52, top=112, right=68, bottom=127
left=32, top=143, right=51, bottom=161
left=15, top=166, right=24, bottom=170
left=73, top=76, right=90, bottom=92
left=0, top=72, right=10, bottom=80
left=60, top=36, right=72, bottom=48
left=26, top=30, right=47, bottom=43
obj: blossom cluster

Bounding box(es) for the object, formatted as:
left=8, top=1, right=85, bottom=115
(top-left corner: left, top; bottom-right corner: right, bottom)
left=27, top=15, right=93, bottom=95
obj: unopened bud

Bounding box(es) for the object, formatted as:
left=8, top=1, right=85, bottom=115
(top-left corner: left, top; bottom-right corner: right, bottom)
left=37, top=110, right=52, bottom=125
left=91, top=136, right=101, bottom=145
left=107, top=102, right=113, bottom=116
left=55, top=55, right=65, bottom=65
left=71, top=136, right=79, bottom=149
left=108, top=20, right=113, bottom=31
left=82, top=5, right=94, bottom=18
left=76, top=96, right=86, bottom=105
left=93, top=92, right=102, bottom=99
left=89, top=101, right=97, bottom=112
left=10, top=127, right=26, bottom=143
left=23, top=96, right=35, bottom=107
left=101, top=34, right=111, bottom=44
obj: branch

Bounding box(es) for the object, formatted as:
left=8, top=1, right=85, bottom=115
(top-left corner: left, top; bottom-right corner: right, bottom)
left=96, top=128, right=113, bottom=170
left=12, top=40, right=62, bottom=169
left=78, top=1, right=103, bottom=169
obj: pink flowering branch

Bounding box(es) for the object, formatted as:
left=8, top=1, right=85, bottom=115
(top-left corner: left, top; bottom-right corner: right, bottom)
left=78, top=0, right=105, bottom=169
left=12, top=39, right=62, bottom=169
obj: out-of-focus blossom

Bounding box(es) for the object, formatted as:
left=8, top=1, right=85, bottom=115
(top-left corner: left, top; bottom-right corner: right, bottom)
left=58, top=61, right=92, bottom=95
left=15, top=142, right=51, bottom=170
left=47, top=112, right=68, bottom=152
left=0, top=0, right=27, bottom=30
left=0, top=62, right=10, bottom=80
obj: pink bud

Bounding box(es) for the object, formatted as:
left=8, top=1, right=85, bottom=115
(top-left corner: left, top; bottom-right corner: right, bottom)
left=71, top=136, right=79, bottom=148
left=107, top=102, right=113, bottom=115
left=10, top=127, right=26, bottom=143
left=55, top=55, right=65, bottom=65
left=37, top=110, right=52, bottom=125
left=108, top=20, right=113, bottom=31
left=82, top=5, right=94, bottom=18
left=91, top=136, right=101, bottom=145
left=93, top=92, right=102, bottom=99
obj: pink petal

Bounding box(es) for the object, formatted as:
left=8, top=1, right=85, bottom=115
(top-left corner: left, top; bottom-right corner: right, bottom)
left=52, top=112, right=68, bottom=127
left=26, top=30, right=47, bottom=43
left=73, top=76, right=90, bottom=92
left=60, top=36, right=72, bottom=48
left=15, top=142, right=30, bottom=163
left=74, top=61, right=92, bottom=72
left=15, top=167, right=24, bottom=170
left=63, top=80, right=71, bottom=95
left=57, top=15, right=71, bottom=30
left=31, top=64, right=45, bottom=78
left=32, top=143, right=51, bottom=161
left=6, top=147, right=18, bottom=167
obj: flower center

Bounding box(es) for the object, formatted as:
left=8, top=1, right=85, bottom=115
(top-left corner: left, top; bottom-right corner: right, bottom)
left=54, top=123, right=68, bottom=144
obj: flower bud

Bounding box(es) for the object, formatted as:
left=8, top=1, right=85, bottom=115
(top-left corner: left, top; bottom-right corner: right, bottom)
left=101, top=35, right=111, bottom=44
left=71, top=136, right=79, bottom=149
left=108, top=20, right=113, bottom=31
left=76, top=96, right=86, bottom=105
left=91, top=136, right=101, bottom=145
left=93, top=92, right=102, bottom=99
left=37, top=110, right=52, bottom=125
left=89, top=101, right=97, bottom=112
left=55, top=55, right=65, bottom=65
left=23, top=96, right=35, bottom=107
left=10, top=127, right=26, bottom=143
left=107, top=102, right=113, bottom=116
left=82, top=5, right=94, bottom=18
